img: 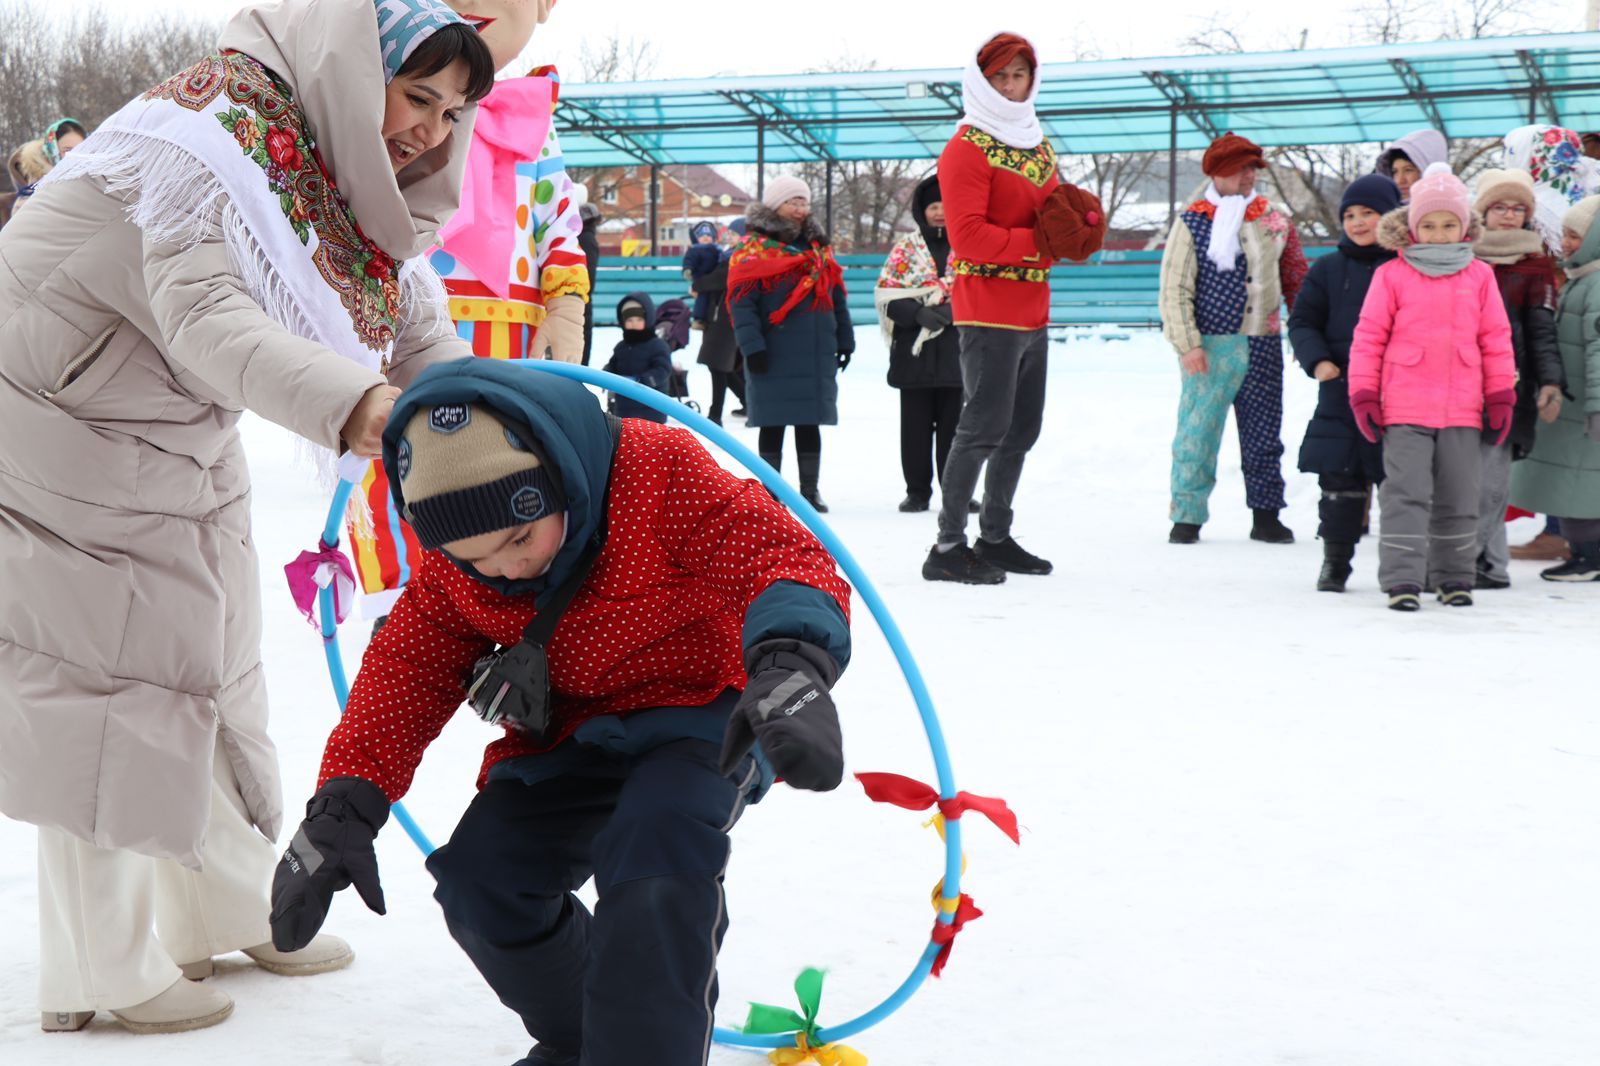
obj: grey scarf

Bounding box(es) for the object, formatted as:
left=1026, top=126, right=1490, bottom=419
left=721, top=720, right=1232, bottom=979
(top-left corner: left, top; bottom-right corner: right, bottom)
left=1401, top=242, right=1475, bottom=277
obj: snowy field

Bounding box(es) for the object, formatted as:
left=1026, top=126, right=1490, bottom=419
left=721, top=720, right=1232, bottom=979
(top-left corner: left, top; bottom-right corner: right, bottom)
left=3, top=328, right=1598, bottom=1066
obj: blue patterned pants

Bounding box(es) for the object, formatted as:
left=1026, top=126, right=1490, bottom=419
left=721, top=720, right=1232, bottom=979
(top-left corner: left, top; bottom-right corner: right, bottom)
left=1170, top=334, right=1287, bottom=525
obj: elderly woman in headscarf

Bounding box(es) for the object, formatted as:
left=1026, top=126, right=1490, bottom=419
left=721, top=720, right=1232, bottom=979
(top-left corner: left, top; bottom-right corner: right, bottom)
left=0, top=0, right=492, bottom=1036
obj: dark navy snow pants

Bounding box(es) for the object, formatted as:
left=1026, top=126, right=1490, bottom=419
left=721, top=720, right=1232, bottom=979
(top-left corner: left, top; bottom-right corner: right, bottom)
left=426, top=735, right=759, bottom=1066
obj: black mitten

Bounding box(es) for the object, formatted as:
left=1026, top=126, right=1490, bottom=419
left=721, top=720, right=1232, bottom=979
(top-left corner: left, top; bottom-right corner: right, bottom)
left=719, top=640, right=843, bottom=791
left=746, top=350, right=770, bottom=374
left=836, top=350, right=852, bottom=370
left=269, top=776, right=390, bottom=952
left=915, top=305, right=953, bottom=331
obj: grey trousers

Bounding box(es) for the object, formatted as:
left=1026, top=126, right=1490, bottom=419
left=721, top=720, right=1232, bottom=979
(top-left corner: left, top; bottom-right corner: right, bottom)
left=1378, top=425, right=1483, bottom=591
left=936, top=326, right=1048, bottom=547
left=1476, top=440, right=1513, bottom=581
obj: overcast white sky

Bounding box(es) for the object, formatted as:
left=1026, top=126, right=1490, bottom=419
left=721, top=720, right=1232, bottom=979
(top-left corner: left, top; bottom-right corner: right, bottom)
left=57, top=0, right=1593, bottom=80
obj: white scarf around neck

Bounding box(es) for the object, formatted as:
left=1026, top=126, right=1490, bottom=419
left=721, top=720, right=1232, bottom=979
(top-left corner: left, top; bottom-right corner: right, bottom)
left=1203, top=184, right=1250, bottom=273
left=959, top=54, right=1043, bottom=150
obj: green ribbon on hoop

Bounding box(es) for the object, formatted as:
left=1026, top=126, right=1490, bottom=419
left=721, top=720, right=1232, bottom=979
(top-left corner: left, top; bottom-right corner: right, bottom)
left=743, top=967, right=827, bottom=1042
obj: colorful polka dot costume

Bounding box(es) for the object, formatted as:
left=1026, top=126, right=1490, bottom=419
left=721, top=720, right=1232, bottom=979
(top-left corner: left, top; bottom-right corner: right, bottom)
left=320, top=420, right=854, bottom=798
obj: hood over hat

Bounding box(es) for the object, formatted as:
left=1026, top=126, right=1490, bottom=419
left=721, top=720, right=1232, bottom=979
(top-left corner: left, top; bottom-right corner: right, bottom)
left=220, top=0, right=479, bottom=260
left=959, top=31, right=1042, bottom=150
left=616, top=290, right=657, bottom=324
left=384, top=356, right=615, bottom=601
left=1376, top=128, right=1448, bottom=181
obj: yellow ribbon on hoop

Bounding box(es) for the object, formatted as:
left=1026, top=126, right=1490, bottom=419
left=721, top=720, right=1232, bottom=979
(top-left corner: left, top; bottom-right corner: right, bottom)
left=769, top=1034, right=869, bottom=1066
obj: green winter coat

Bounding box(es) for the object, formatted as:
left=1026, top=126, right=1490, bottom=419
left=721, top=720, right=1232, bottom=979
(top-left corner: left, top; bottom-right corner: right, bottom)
left=1510, top=220, right=1600, bottom=519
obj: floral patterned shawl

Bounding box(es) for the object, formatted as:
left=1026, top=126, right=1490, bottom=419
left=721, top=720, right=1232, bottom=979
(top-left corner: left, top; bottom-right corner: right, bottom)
left=873, top=229, right=953, bottom=353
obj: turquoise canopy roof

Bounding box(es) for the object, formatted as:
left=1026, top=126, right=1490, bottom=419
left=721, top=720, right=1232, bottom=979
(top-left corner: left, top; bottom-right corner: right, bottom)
left=553, top=32, right=1600, bottom=166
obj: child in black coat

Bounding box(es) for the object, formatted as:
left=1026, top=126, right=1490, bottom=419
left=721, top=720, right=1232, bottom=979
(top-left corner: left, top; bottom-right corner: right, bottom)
left=1286, top=174, right=1401, bottom=592
left=682, top=221, right=723, bottom=328
left=603, top=292, right=673, bottom=423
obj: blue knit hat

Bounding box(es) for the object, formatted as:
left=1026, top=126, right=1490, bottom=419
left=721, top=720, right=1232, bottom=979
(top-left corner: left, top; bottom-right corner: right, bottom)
left=691, top=220, right=719, bottom=242
left=1339, top=174, right=1402, bottom=218
left=373, top=0, right=468, bottom=84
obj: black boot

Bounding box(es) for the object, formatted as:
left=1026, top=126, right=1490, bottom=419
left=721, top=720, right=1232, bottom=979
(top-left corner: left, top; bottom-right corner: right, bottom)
left=922, top=544, right=1005, bottom=585
left=1540, top=541, right=1600, bottom=582
left=1251, top=509, right=1295, bottom=544
left=898, top=494, right=931, bottom=513
left=975, top=535, right=1053, bottom=575
left=758, top=451, right=781, bottom=474
left=1169, top=522, right=1201, bottom=545
left=1316, top=542, right=1355, bottom=593
left=797, top=452, right=828, bottom=513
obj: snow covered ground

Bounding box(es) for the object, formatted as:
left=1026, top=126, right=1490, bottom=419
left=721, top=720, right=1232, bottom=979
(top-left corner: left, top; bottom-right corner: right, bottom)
left=3, top=329, right=1598, bottom=1066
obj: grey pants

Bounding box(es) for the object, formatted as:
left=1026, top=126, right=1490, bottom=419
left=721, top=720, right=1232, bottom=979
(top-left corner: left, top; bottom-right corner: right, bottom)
left=1378, top=425, right=1483, bottom=591
left=936, top=326, right=1048, bottom=547
left=1476, top=440, right=1513, bottom=581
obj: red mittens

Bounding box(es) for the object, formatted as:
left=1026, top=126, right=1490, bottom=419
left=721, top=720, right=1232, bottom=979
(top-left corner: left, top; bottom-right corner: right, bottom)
left=1484, top=388, right=1515, bottom=447
left=1033, top=183, right=1109, bottom=263
left=1350, top=390, right=1383, bottom=444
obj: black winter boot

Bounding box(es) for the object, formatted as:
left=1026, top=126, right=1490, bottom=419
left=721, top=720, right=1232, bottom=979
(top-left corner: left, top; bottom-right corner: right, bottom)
left=898, top=495, right=931, bottom=513
left=1316, top=542, right=1355, bottom=593
left=1169, top=522, right=1201, bottom=545
left=758, top=451, right=782, bottom=474
left=797, top=452, right=828, bottom=513
left=922, top=544, right=1005, bottom=585
left=1251, top=509, right=1295, bottom=544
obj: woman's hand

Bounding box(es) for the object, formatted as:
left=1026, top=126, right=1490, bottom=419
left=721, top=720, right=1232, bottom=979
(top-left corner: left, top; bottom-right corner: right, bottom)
left=340, top=384, right=402, bottom=459
left=1537, top=384, right=1563, bottom=424
left=1180, top=347, right=1208, bottom=375
left=1313, top=361, right=1342, bottom=382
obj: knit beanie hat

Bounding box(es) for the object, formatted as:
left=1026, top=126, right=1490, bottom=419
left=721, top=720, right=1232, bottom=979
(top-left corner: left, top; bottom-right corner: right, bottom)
left=761, top=175, right=810, bottom=210
left=396, top=403, right=566, bottom=550
left=1201, top=132, right=1266, bottom=178
left=1407, top=162, right=1471, bottom=235
left=690, top=219, right=718, bottom=242
left=1339, top=174, right=1401, bottom=218
left=619, top=298, right=647, bottom=323
left=1562, top=196, right=1600, bottom=241
left=1473, top=167, right=1536, bottom=216
left=977, top=32, right=1037, bottom=76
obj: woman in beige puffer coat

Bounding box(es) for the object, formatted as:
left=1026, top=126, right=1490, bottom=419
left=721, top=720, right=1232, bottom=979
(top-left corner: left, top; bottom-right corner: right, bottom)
left=0, top=0, right=495, bottom=1035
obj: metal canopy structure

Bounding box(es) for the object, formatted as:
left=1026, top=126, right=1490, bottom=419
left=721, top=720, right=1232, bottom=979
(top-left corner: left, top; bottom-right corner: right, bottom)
left=554, top=32, right=1600, bottom=168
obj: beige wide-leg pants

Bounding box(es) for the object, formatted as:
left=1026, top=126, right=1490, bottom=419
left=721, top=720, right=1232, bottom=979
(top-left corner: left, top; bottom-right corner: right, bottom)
left=36, top=740, right=277, bottom=1012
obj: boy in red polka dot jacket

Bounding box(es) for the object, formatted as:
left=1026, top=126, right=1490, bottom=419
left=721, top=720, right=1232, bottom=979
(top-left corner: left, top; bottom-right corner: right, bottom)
left=268, top=357, right=852, bottom=1066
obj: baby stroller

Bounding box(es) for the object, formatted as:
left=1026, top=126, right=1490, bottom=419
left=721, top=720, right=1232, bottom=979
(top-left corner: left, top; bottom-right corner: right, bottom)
left=654, top=298, right=700, bottom=413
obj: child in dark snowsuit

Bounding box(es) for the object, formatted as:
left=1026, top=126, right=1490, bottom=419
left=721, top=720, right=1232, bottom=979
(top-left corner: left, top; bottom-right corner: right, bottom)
left=269, top=356, right=852, bottom=1066
left=683, top=220, right=722, bottom=328
left=1288, top=174, right=1401, bottom=592
left=602, top=292, right=673, bottom=423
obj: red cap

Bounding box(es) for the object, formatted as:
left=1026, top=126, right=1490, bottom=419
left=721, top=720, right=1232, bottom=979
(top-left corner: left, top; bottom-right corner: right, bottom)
left=1201, top=132, right=1267, bottom=178
left=977, top=32, right=1038, bottom=77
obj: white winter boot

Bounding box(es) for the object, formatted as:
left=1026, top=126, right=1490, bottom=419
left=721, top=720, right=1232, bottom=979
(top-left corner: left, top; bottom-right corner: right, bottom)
left=106, top=978, right=233, bottom=1034
left=180, top=933, right=353, bottom=979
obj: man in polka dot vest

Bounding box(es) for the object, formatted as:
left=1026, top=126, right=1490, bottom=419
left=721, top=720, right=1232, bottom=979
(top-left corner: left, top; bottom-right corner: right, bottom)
left=269, top=356, right=852, bottom=1066
left=1159, top=132, right=1308, bottom=546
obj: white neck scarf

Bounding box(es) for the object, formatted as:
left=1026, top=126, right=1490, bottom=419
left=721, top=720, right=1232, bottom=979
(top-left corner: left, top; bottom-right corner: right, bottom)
left=1203, top=184, right=1250, bottom=273
left=959, top=55, right=1043, bottom=150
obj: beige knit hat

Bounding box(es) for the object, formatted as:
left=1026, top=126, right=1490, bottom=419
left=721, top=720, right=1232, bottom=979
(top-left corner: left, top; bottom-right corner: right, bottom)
left=1473, top=168, right=1536, bottom=215
left=396, top=403, right=564, bottom=549
left=761, top=175, right=810, bottom=210
left=1562, top=196, right=1600, bottom=242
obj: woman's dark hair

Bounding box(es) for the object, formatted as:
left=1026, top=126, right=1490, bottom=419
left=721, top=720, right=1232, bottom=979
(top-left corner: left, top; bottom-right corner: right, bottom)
left=396, top=23, right=496, bottom=104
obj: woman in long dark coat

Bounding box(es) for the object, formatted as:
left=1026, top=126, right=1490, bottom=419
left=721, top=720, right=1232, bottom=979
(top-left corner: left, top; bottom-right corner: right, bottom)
left=729, top=179, right=854, bottom=512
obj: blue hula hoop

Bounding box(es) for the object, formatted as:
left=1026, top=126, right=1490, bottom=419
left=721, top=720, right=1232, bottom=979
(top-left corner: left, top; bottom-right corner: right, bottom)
left=312, top=362, right=963, bottom=1049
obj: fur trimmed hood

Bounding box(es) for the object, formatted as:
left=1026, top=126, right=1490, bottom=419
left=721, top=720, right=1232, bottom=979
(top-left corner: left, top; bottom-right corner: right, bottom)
left=1377, top=205, right=1483, bottom=251
left=745, top=201, right=830, bottom=248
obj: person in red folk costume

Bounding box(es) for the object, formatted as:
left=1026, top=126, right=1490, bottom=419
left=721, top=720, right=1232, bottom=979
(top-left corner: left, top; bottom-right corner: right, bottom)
left=922, top=31, right=1107, bottom=586
left=269, top=356, right=854, bottom=1066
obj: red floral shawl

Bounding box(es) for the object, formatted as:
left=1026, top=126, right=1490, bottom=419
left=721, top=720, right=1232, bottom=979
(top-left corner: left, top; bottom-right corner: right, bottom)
left=726, top=235, right=845, bottom=326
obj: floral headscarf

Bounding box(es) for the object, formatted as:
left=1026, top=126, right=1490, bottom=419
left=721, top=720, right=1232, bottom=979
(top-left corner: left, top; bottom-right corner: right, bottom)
left=1502, top=125, right=1600, bottom=256
left=373, top=0, right=468, bottom=83
left=40, top=118, right=85, bottom=165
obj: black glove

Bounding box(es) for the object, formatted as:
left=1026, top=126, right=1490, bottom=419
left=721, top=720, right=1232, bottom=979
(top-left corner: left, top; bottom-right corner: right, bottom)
left=269, top=776, right=390, bottom=952
left=746, top=350, right=769, bottom=374
left=836, top=350, right=852, bottom=370
left=719, top=640, right=843, bottom=792
left=914, top=305, right=953, bottom=331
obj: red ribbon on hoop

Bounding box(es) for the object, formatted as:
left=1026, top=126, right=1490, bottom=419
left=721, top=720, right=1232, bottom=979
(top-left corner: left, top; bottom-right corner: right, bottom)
left=929, top=893, right=984, bottom=978
left=854, top=773, right=1021, bottom=844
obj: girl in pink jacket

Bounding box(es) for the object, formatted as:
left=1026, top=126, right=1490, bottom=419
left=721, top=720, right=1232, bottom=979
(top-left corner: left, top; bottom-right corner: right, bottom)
left=1347, top=163, right=1516, bottom=610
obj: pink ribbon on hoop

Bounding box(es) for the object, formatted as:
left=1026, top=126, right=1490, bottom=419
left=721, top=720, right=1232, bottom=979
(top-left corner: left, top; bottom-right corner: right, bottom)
left=284, top=542, right=357, bottom=628
left=437, top=75, right=556, bottom=299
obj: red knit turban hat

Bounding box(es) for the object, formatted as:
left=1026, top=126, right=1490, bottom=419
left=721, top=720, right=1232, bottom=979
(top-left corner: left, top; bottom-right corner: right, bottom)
left=978, top=32, right=1037, bottom=76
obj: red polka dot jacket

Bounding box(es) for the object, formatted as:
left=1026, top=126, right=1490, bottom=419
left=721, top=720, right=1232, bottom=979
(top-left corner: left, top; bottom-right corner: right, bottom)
left=318, top=417, right=853, bottom=802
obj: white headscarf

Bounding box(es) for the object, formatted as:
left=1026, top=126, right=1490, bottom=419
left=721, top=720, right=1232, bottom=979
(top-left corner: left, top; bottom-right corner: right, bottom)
left=958, top=39, right=1043, bottom=150
left=1501, top=125, right=1600, bottom=258
left=1203, top=183, right=1249, bottom=272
